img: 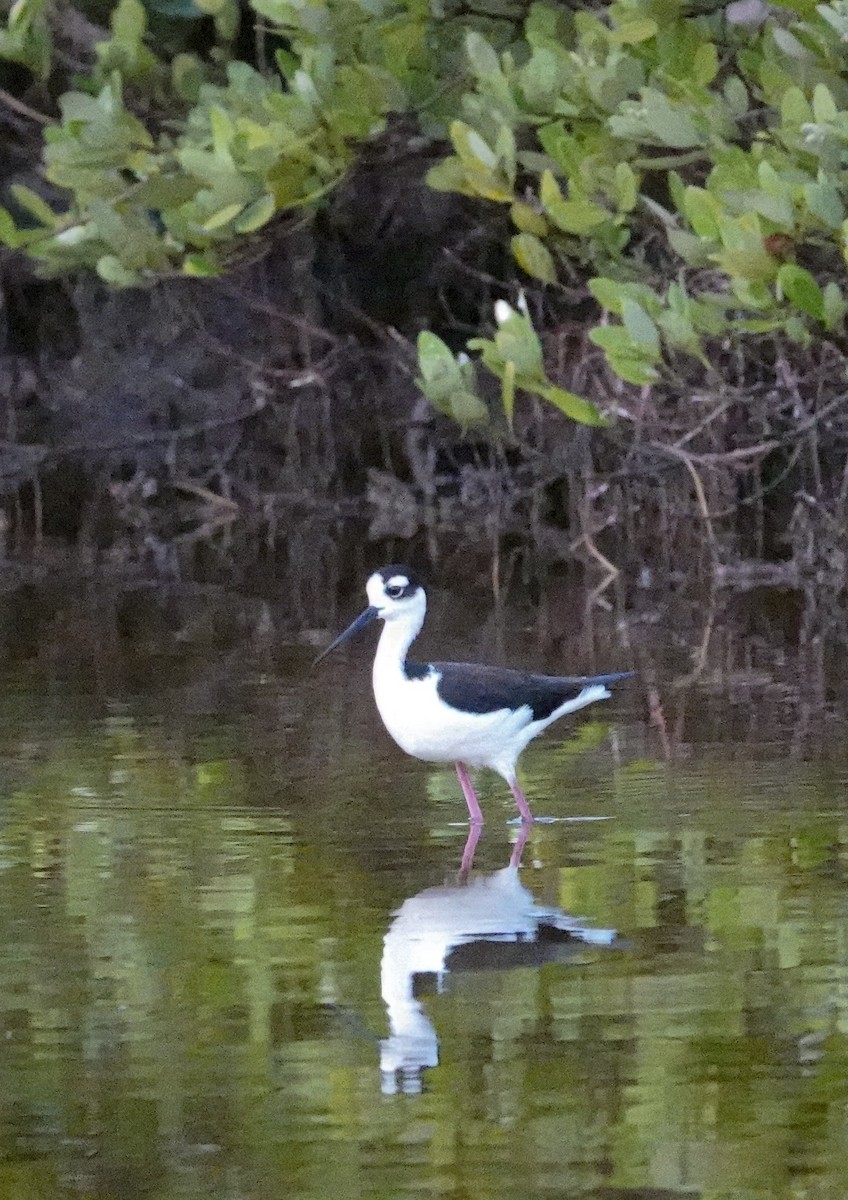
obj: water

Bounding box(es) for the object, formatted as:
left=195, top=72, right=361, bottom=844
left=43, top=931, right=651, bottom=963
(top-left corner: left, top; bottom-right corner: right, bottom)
left=0, top=595, right=847, bottom=1200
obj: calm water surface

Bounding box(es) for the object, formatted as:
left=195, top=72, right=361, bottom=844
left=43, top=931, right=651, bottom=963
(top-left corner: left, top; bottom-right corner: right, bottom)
left=0, top=609, right=847, bottom=1200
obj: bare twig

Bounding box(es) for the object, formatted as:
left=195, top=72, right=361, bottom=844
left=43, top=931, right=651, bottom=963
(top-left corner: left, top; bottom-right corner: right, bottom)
left=650, top=441, right=718, bottom=559
left=171, top=480, right=240, bottom=510
left=0, top=88, right=51, bottom=125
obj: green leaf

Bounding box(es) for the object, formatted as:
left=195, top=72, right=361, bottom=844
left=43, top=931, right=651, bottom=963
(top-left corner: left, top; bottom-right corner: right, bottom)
left=201, top=202, right=244, bottom=230
left=511, top=232, right=556, bottom=283
left=667, top=228, right=714, bottom=265
left=57, top=89, right=104, bottom=123
left=723, top=76, right=748, bottom=116
left=784, top=315, right=810, bottom=345
left=613, top=91, right=704, bottom=149
left=96, top=0, right=156, bottom=77
left=129, top=174, right=201, bottom=209
left=510, top=201, right=548, bottom=236
left=589, top=277, right=624, bottom=315
left=416, top=331, right=465, bottom=405
left=465, top=30, right=499, bottom=77
left=111, top=0, right=147, bottom=44
left=171, top=53, right=205, bottom=101
left=731, top=277, right=774, bottom=309
left=606, top=355, right=659, bottom=385
left=692, top=43, right=718, bottom=86
left=804, top=178, right=844, bottom=229
left=209, top=106, right=235, bottom=159
left=611, top=16, right=658, bottom=43
left=526, top=2, right=567, bottom=43
left=96, top=254, right=139, bottom=286
left=449, top=389, right=489, bottom=427
left=588, top=53, right=644, bottom=113
left=488, top=311, right=545, bottom=378
left=537, top=384, right=608, bottom=426
left=644, top=102, right=701, bottom=148
left=451, top=120, right=497, bottom=171
left=494, top=331, right=543, bottom=378
left=183, top=252, right=220, bottom=276
left=668, top=171, right=686, bottom=213
left=464, top=167, right=512, bottom=202
left=520, top=46, right=568, bottom=109
left=772, top=28, right=812, bottom=58
left=233, top=194, right=275, bottom=232
left=748, top=189, right=793, bottom=228
left=494, top=124, right=516, bottom=186
left=590, top=325, right=641, bottom=355
left=780, top=86, right=811, bottom=125
left=822, top=282, right=846, bottom=331
left=621, top=298, right=660, bottom=353
left=501, top=358, right=515, bottom=429
left=777, top=263, right=824, bottom=321
left=540, top=169, right=563, bottom=210
left=426, top=158, right=469, bottom=193
left=812, top=83, right=837, bottom=123
left=614, top=162, right=638, bottom=213
left=545, top=196, right=609, bottom=235
left=214, top=0, right=239, bottom=40
left=683, top=188, right=720, bottom=239
left=417, top=332, right=456, bottom=379
left=757, top=160, right=787, bottom=198
left=9, top=184, right=57, bottom=227
left=657, top=308, right=704, bottom=358
left=538, top=124, right=580, bottom=176
left=714, top=246, right=777, bottom=284
left=0, top=207, right=23, bottom=248
left=429, top=153, right=512, bottom=202
left=590, top=315, right=663, bottom=384
left=737, top=317, right=785, bottom=333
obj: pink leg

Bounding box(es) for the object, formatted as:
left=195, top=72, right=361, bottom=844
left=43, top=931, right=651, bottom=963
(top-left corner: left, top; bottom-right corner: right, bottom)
left=508, top=777, right=535, bottom=824
left=458, top=822, right=482, bottom=879
left=455, top=762, right=484, bottom=824
left=509, top=819, right=531, bottom=868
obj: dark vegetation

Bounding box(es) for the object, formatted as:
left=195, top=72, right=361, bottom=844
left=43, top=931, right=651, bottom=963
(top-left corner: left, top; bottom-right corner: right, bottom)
left=0, top=0, right=848, bottom=662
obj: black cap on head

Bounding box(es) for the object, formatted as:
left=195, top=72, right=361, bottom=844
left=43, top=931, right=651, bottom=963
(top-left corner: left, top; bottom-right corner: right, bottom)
left=375, top=565, right=425, bottom=598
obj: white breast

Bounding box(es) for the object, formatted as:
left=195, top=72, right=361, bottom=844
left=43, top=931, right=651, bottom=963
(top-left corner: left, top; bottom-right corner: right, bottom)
left=368, top=612, right=611, bottom=778
left=372, top=659, right=533, bottom=770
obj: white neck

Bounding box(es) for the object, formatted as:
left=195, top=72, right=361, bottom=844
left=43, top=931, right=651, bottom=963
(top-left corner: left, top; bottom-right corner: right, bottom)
left=379, top=913, right=444, bottom=1088
left=373, top=597, right=426, bottom=677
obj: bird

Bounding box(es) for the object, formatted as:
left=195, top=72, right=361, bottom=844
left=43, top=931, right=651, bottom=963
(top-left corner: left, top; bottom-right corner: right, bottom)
left=314, top=565, right=633, bottom=824
left=379, top=823, right=617, bottom=1094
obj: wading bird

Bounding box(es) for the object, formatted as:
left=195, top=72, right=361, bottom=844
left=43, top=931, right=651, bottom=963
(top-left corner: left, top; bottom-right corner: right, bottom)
left=315, top=566, right=632, bottom=824
left=379, top=822, right=617, bottom=1094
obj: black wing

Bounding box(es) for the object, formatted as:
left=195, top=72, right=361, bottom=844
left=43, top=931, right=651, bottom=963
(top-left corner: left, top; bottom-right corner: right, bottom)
left=407, top=661, right=632, bottom=722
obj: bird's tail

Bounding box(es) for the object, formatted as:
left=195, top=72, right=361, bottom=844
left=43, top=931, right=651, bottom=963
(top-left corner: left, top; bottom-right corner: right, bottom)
left=579, top=671, right=634, bottom=687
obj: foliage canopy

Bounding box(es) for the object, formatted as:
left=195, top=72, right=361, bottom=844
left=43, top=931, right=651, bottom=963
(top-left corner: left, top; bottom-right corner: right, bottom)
left=4, top=0, right=848, bottom=424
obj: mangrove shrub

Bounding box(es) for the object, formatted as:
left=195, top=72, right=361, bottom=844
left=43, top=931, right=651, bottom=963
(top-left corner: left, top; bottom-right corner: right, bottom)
left=3, top=0, right=848, bottom=418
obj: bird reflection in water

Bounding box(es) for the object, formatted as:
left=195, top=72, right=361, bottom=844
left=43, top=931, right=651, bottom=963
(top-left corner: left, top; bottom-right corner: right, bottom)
left=380, top=823, right=618, bottom=1095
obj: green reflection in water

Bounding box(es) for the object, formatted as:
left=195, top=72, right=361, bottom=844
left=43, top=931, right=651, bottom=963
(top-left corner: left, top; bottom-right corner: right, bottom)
left=0, top=670, right=845, bottom=1200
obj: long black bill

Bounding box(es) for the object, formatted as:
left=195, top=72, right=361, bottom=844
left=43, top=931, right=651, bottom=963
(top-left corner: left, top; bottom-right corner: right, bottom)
left=313, top=606, right=379, bottom=666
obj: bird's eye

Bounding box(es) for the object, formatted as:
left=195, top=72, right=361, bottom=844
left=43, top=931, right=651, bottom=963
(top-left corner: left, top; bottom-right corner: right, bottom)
left=386, top=584, right=404, bottom=599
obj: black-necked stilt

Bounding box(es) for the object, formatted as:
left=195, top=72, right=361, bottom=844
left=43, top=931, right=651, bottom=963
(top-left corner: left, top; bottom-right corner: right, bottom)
left=315, top=565, right=633, bottom=824
left=379, top=824, right=617, bottom=1093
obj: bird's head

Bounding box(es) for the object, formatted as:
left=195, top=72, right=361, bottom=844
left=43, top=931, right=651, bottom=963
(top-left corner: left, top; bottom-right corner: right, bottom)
left=314, top=565, right=426, bottom=664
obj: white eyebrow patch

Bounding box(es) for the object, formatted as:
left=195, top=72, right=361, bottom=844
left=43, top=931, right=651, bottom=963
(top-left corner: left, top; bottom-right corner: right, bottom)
left=387, top=575, right=409, bottom=589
